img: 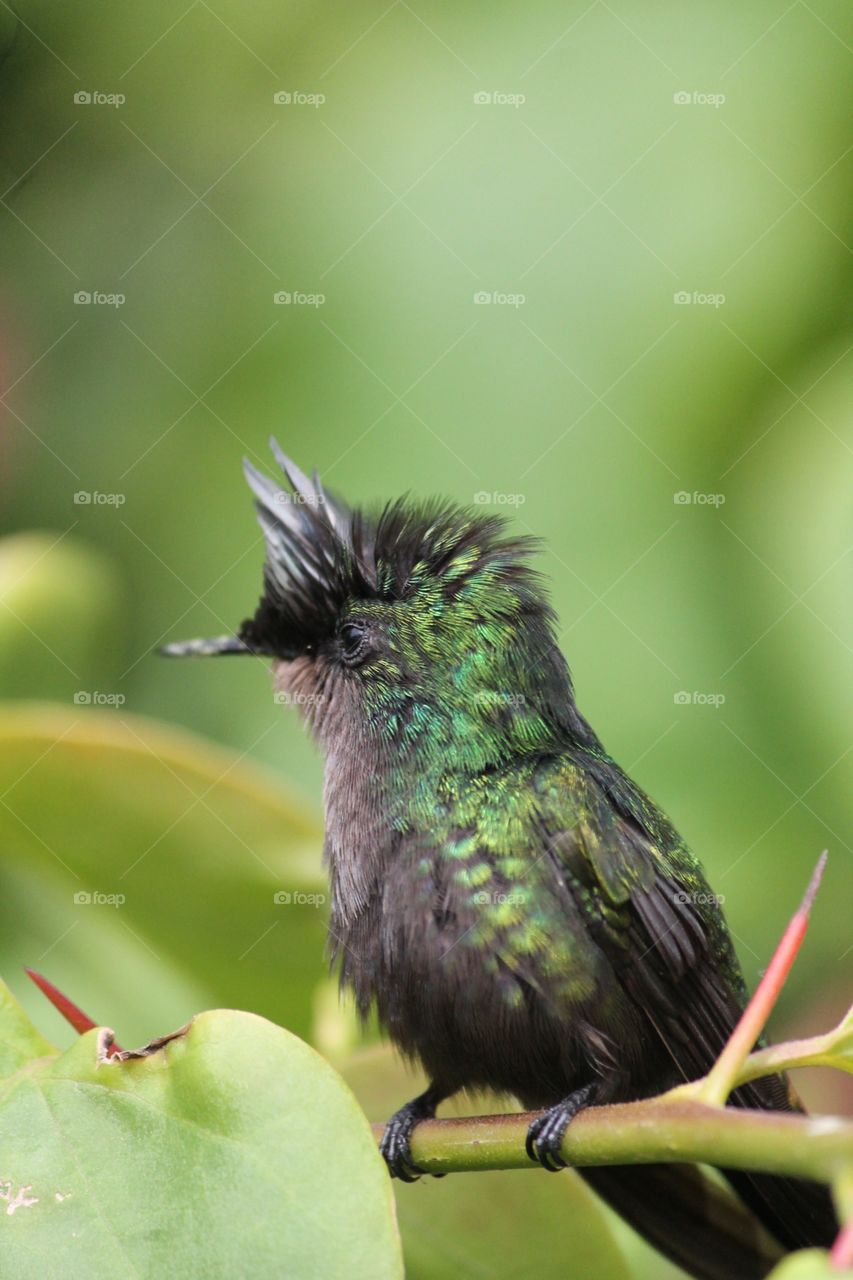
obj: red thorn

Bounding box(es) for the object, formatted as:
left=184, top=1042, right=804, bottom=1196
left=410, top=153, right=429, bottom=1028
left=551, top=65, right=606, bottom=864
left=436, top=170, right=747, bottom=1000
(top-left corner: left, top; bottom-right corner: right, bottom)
left=701, top=853, right=828, bottom=1104
left=24, top=968, right=123, bottom=1056
left=800, top=849, right=828, bottom=917
left=737, top=852, right=827, bottom=1039
left=830, top=1218, right=853, bottom=1270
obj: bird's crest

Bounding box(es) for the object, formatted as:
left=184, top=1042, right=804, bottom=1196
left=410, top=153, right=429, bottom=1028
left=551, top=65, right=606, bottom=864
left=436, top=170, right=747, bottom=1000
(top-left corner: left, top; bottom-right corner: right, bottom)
left=237, top=438, right=548, bottom=655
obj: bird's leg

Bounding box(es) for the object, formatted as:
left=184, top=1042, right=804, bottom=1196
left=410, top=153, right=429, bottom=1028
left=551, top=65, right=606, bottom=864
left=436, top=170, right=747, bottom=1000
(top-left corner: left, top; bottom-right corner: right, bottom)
left=525, top=1082, right=598, bottom=1172
left=380, top=1083, right=449, bottom=1182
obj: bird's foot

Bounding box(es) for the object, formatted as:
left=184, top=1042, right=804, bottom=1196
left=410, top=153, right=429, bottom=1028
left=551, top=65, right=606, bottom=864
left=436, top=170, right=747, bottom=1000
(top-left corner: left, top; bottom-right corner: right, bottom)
left=380, top=1087, right=443, bottom=1182
left=525, top=1083, right=598, bottom=1172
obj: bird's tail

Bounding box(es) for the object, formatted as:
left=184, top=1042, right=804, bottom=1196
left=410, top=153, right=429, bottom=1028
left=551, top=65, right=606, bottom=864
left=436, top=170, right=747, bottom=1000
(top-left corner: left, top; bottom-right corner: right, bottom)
left=580, top=1074, right=838, bottom=1280
left=580, top=1163, right=783, bottom=1280
left=720, top=1072, right=838, bottom=1253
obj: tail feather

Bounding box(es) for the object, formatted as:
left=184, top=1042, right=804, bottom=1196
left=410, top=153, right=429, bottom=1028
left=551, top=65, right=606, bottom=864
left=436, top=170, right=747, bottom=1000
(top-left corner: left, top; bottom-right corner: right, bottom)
left=721, top=1076, right=838, bottom=1252
left=581, top=1163, right=782, bottom=1280
left=581, top=1075, right=837, bottom=1280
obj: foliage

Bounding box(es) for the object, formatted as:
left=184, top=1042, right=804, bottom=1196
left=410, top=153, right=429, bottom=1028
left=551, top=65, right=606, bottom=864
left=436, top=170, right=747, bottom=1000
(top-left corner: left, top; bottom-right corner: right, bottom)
left=0, top=982, right=402, bottom=1280
left=0, top=1, right=851, bottom=1275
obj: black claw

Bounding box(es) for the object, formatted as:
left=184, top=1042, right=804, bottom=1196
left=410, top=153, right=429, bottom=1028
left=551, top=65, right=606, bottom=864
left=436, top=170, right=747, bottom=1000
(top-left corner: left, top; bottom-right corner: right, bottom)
left=380, top=1086, right=443, bottom=1182
left=379, top=1111, right=427, bottom=1181
left=524, top=1113, right=547, bottom=1163
left=525, top=1083, right=598, bottom=1172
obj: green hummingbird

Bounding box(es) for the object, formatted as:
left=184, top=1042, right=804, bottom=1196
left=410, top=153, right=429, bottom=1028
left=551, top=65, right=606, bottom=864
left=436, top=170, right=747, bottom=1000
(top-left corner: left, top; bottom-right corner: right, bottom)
left=163, top=441, right=836, bottom=1280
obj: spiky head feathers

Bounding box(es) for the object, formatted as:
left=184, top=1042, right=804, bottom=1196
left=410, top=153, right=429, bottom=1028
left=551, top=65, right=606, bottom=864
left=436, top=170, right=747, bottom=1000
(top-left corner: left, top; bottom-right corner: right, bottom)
left=161, top=440, right=588, bottom=759
left=233, top=442, right=587, bottom=758
left=239, top=440, right=553, bottom=661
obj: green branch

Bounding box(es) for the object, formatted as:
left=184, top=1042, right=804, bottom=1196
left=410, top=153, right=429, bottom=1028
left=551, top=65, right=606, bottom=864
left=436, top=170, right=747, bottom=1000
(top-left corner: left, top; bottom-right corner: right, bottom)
left=668, top=1004, right=853, bottom=1098
left=372, top=1097, right=853, bottom=1183
left=368, top=866, right=853, bottom=1220
left=369, top=863, right=853, bottom=1187
left=371, top=1002, right=853, bottom=1186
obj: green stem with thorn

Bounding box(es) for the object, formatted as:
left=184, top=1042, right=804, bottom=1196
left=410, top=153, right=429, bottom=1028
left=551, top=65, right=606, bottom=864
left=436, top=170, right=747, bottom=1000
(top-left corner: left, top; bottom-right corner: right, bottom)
left=370, top=854, right=853, bottom=1265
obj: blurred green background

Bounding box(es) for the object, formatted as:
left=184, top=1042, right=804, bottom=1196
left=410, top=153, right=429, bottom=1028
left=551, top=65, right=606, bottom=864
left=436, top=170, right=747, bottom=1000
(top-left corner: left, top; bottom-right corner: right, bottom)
left=0, top=3, right=850, bottom=1275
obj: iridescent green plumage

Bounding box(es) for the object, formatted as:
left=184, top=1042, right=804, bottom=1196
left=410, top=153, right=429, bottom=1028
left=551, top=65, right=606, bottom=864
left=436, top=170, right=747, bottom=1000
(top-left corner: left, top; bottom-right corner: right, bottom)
left=162, top=442, right=836, bottom=1280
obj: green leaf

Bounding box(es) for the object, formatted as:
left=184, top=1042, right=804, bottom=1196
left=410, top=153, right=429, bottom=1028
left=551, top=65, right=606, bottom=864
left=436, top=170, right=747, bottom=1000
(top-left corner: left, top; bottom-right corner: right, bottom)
left=834, top=1165, right=853, bottom=1223
left=341, top=1044, right=632, bottom=1280
left=0, top=979, right=56, bottom=1081
left=0, top=534, right=123, bottom=704
left=766, top=1250, right=837, bottom=1279
left=0, top=704, right=324, bottom=1045
left=0, top=982, right=403, bottom=1279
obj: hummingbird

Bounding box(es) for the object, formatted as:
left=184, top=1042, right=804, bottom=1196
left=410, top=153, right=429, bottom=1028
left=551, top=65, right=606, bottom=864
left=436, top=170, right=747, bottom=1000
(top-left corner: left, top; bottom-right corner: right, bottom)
left=163, top=441, right=836, bottom=1280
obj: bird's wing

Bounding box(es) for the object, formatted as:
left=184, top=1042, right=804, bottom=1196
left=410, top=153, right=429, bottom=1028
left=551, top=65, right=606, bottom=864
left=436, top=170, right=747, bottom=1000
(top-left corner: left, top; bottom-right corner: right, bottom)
left=541, top=757, right=747, bottom=1079
left=542, top=756, right=838, bottom=1250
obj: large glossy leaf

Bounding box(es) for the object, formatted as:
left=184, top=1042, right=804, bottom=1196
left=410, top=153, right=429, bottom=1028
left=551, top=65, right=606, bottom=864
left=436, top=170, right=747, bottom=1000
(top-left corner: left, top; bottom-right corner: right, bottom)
left=341, top=1043, right=633, bottom=1280
left=767, top=1253, right=838, bottom=1279
left=0, top=704, right=325, bottom=1045
left=0, top=533, right=123, bottom=704
left=0, top=982, right=403, bottom=1279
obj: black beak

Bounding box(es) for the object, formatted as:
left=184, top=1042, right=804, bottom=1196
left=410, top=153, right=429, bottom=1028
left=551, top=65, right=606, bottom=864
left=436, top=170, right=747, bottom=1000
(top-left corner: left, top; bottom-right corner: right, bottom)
left=158, top=635, right=271, bottom=658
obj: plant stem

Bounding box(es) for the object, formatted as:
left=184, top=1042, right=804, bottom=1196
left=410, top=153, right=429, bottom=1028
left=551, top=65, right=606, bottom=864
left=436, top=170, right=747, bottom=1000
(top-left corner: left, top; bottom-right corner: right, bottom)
left=725, top=1034, right=852, bottom=1086
left=372, top=1098, right=853, bottom=1183
left=666, top=1007, right=853, bottom=1099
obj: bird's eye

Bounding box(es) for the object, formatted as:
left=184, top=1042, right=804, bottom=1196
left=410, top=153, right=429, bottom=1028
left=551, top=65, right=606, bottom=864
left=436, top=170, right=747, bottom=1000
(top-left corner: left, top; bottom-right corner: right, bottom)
left=339, top=622, right=367, bottom=663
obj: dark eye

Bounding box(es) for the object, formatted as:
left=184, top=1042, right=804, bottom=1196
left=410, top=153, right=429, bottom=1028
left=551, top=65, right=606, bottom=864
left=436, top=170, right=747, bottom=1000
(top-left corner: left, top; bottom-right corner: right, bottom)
left=339, top=622, right=367, bottom=663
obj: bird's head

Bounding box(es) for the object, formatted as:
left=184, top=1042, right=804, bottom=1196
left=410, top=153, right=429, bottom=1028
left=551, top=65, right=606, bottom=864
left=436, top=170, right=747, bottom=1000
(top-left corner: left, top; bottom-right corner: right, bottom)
left=162, top=441, right=586, bottom=764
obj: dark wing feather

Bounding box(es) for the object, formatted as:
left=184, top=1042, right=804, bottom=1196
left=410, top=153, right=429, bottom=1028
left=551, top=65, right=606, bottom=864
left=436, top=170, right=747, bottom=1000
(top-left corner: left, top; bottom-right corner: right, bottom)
left=548, top=766, right=740, bottom=1077
left=551, top=761, right=837, bottom=1251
